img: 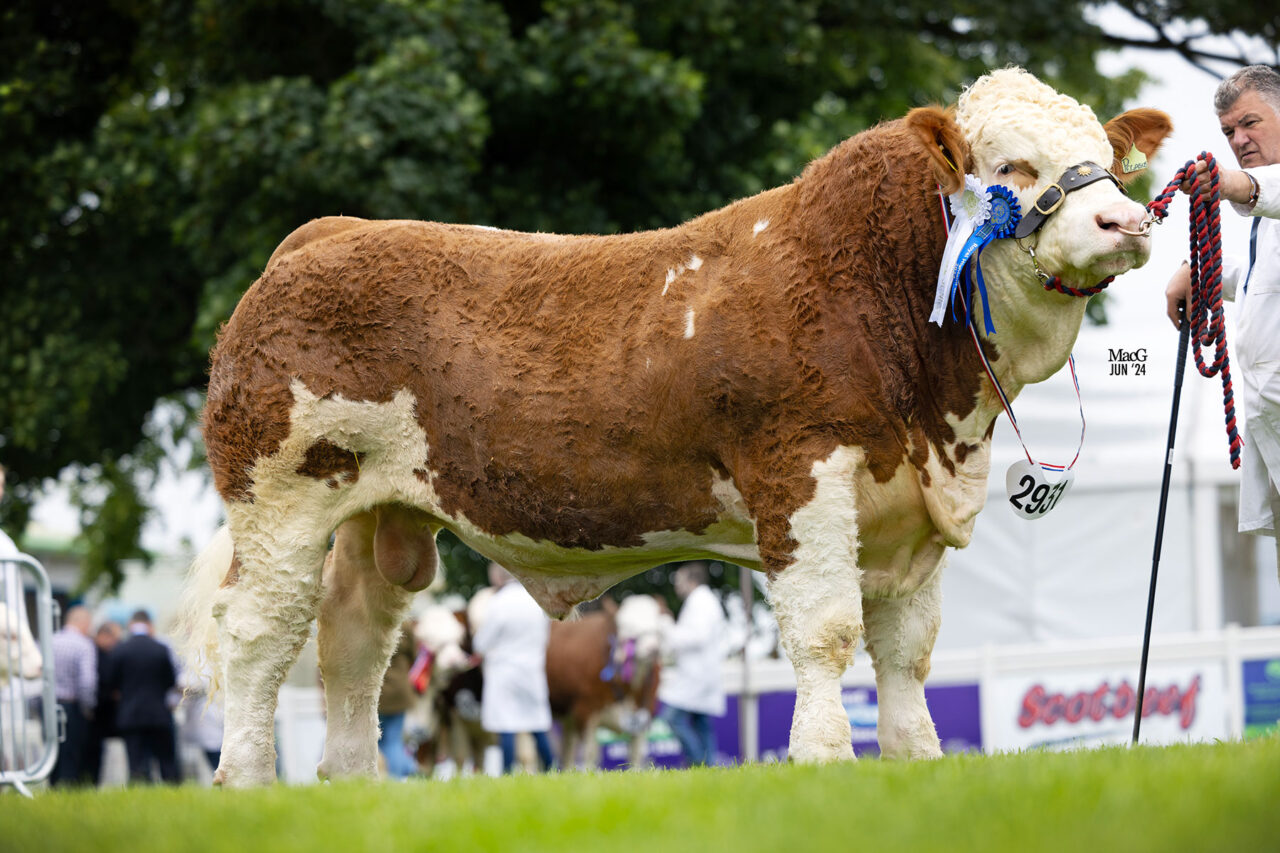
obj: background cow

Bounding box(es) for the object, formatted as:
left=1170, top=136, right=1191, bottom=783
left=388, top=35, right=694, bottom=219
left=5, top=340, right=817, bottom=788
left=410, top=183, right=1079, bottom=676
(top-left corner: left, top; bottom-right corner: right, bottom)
left=548, top=594, right=663, bottom=770
left=178, top=67, right=1171, bottom=786
left=402, top=602, right=484, bottom=775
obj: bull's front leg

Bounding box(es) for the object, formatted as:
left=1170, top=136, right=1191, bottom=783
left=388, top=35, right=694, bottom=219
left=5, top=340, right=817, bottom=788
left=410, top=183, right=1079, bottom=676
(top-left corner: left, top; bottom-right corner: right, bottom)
left=764, top=447, right=863, bottom=763
left=862, top=570, right=944, bottom=760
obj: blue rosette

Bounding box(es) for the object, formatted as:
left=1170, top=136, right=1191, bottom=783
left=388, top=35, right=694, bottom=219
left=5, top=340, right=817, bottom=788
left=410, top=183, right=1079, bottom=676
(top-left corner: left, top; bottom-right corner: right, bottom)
left=951, top=185, right=1024, bottom=334
left=986, top=185, right=1021, bottom=239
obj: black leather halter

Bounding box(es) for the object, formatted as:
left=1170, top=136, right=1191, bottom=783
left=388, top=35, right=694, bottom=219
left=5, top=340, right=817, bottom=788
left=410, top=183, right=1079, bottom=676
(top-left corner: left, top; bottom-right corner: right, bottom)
left=1013, top=161, right=1124, bottom=240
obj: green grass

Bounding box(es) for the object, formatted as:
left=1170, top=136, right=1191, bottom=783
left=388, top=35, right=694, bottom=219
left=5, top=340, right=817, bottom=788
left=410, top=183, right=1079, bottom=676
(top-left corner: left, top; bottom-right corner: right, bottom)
left=3, top=737, right=1279, bottom=852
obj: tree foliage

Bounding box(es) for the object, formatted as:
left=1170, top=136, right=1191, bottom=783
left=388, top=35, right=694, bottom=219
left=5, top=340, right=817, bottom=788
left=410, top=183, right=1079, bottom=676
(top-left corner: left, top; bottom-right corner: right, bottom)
left=1, top=0, right=1275, bottom=591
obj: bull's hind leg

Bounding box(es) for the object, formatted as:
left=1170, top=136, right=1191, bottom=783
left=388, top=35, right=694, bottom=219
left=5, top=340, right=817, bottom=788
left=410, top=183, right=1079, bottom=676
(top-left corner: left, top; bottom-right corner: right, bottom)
left=316, top=505, right=438, bottom=780
left=863, top=571, right=944, bottom=759
left=213, top=529, right=329, bottom=787
left=765, top=447, right=863, bottom=763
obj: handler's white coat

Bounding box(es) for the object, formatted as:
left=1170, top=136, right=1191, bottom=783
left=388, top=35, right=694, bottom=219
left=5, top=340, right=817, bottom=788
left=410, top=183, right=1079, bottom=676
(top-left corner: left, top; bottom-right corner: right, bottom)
left=1222, top=163, right=1280, bottom=535
left=658, top=584, right=727, bottom=716
left=472, top=581, right=553, bottom=733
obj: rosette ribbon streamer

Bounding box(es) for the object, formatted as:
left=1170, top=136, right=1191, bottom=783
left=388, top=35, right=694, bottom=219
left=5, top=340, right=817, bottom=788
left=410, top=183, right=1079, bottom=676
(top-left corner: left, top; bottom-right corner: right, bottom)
left=930, top=178, right=1022, bottom=334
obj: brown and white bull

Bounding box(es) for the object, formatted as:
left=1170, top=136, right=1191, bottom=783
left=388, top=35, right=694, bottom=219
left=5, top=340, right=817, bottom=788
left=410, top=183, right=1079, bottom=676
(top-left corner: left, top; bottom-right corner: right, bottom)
left=179, top=68, right=1171, bottom=786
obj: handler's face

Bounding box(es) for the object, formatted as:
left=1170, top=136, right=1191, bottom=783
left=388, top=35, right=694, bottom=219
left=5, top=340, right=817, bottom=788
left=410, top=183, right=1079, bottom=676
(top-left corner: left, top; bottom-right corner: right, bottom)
left=1219, top=89, right=1280, bottom=169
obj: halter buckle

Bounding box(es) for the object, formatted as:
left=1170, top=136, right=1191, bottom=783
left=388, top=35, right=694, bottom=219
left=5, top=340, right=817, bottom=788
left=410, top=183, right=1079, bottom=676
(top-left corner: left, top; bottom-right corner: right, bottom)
left=1033, top=184, right=1065, bottom=217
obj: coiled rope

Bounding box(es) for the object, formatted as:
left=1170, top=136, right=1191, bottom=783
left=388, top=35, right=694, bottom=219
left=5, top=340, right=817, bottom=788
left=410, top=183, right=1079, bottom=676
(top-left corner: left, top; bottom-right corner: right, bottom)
left=1145, top=152, right=1243, bottom=469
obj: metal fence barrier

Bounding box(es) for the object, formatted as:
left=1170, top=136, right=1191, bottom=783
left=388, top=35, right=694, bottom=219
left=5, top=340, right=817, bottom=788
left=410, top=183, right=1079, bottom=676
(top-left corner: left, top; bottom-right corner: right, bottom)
left=1, top=554, right=61, bottom=797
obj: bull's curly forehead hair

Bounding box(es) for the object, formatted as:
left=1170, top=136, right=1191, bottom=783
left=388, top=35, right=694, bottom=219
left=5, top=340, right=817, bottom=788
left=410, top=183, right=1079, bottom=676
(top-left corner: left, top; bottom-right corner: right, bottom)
left=954, top=67, right=1109, bottom=165
left=1214, top=65, right=1280, bottom=116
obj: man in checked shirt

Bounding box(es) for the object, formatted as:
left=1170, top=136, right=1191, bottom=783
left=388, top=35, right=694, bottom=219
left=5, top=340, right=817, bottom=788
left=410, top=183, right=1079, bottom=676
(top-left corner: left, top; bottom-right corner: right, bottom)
left=50, top=604, right=97, bottom=785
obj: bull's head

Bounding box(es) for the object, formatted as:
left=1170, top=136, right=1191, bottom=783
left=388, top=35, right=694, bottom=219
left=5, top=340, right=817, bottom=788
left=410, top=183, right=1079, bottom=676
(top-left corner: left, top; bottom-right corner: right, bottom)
left=908, top=68, right=1172, bottom=301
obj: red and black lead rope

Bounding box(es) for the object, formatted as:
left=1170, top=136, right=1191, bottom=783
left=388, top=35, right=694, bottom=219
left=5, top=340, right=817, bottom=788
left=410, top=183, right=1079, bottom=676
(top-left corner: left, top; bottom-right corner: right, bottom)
left=1146, top=152, right=1244, bottom=470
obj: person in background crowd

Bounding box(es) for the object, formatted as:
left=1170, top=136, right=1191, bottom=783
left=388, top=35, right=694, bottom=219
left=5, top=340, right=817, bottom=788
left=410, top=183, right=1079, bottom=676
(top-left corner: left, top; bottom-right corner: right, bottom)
left=1166, top=65, right=1280, bottom=582
left=376, top=620, right=419, bottom=780
left=0, top=462, right=44, bottom=775
left=0, top=463, right=32, bottom=648
left=657, top=562, right=727, bottom=767
left=104, top=609, right=179, bottom=784
left=178, top=658, right=224, bottom=779
left=472, top=562, right=556, bottom=774
left=50, top=605, right=97, bottom=785
left=85, top=620, right=123, bottom=785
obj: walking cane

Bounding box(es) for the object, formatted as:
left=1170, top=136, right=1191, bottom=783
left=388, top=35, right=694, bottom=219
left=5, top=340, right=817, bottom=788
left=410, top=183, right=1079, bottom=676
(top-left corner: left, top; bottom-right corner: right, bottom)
left=1133, top=302, right=1190, bottom=744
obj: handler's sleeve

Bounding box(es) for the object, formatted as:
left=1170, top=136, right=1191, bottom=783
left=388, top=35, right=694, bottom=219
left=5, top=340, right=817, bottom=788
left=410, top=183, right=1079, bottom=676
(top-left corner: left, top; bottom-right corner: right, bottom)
left=1222, top=164, right=1280, bottom=301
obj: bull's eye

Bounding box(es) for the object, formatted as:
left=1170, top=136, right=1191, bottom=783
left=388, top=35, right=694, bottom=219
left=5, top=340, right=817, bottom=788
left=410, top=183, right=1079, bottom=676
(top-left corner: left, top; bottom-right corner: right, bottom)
left=994, top=160, right=1038, bottom=189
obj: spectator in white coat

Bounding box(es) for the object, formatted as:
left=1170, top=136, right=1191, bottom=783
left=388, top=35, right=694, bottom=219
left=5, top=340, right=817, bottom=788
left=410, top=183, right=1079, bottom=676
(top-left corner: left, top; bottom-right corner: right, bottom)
left=471, top=562, right=555, bottom=773
left=657, top=562, right=727, bottom=767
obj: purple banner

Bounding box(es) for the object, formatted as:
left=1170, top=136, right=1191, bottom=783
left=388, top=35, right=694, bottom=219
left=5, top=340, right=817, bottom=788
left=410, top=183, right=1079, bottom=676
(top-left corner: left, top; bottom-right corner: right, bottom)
left=594, top=683, right=981, bottom=769
left=756, top=683, right=982, bottom=761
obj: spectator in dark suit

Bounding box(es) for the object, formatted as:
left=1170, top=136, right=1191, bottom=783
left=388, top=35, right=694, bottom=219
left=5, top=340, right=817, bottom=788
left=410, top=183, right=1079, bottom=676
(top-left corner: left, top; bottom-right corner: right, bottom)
left=104, top=610, right=180, bottom=784
left=85, top=620, right=123, bottom=785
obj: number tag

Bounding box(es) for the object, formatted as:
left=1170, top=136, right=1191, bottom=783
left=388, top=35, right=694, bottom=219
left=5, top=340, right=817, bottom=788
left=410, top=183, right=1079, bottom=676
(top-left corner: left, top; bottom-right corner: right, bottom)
left=1005, top=459, right=1074, bottom=520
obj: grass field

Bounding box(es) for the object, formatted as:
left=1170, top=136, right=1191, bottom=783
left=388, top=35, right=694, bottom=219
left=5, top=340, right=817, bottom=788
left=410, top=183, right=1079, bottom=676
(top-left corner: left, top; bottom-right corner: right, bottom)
left=3, top=736, right=1278, bottom=852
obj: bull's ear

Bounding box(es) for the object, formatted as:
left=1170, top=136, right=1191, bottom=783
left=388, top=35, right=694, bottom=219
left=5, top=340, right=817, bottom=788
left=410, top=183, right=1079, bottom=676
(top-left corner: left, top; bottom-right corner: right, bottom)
left=905, top=105, right=968, bottom=195
left=1104, top=108, right=1173, bottom=184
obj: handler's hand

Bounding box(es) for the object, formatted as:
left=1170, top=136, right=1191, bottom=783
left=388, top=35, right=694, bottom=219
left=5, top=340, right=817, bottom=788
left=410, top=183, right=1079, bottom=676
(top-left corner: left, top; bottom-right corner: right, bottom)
left=1178, top=159, right=1212, bottom=196
left=1165, top=262, right=1190, bottom=329
left=1179, top=160, right=1255, bottom=205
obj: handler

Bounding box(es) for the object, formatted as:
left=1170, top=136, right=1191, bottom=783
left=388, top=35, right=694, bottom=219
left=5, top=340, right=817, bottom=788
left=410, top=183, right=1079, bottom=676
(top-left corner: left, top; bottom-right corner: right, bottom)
left=472, top=562, right=556, bottom=773
left=1165, top=65, right=1280, bottom=574
left=657, top=562, right=726, bottom=767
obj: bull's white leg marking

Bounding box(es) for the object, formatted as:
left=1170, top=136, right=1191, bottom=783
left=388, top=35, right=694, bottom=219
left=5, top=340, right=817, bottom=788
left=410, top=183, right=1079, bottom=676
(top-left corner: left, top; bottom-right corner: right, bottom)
left=684, top=309, right=696, bottom=339
left=315, top=513, right=417, bottom=781
left=863, top=570, right=944, bottom=760
left=687, top=254, right=703, bottom=271
left=753, top=219, right=770, bottom=237
left=769, top=446, right=863, bottom=763
left=210, top=383, right=436, bottom=786
left=212, top=525, right=328, bottom=787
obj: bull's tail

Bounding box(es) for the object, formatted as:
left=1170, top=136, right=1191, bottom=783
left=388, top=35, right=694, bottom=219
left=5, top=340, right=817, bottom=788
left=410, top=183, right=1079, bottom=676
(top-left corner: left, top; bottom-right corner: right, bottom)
left=174, top=524, right=235, bottom=697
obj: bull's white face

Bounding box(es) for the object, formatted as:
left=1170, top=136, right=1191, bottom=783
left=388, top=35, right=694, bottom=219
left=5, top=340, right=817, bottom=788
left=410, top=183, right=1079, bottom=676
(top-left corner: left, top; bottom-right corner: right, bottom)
left=959, top=71, right=1152, bottom=291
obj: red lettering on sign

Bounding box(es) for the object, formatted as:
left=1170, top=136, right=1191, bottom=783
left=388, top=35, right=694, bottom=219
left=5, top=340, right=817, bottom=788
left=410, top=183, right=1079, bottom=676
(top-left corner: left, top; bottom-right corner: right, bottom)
left=1019, top=685, right=1046, bottom=728
left=1016, top=676, right=1200, bottom=730
left=1112, top=681, right=1135, bottom=719
left=1179, top=675, right=1201, bottom=728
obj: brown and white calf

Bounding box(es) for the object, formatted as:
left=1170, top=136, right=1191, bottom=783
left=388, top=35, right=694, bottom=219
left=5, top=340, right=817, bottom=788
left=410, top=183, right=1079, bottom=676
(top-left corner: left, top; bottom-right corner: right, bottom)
left=179, top=68, right=1171, bottom=786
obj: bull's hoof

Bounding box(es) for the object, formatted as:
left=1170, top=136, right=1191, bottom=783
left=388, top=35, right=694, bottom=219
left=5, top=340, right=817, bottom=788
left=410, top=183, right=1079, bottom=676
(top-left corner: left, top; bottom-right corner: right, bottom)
left=878, top=718, right=942, bottom=760
left=211, top=760, right=279, bottom=787
left=788, top=741, right=856, bottom=763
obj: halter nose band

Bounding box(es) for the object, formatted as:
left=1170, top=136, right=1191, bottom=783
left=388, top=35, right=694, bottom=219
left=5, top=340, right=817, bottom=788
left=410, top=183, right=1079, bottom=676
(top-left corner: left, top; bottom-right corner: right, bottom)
left=1013, top=161, right=1123, bottom=240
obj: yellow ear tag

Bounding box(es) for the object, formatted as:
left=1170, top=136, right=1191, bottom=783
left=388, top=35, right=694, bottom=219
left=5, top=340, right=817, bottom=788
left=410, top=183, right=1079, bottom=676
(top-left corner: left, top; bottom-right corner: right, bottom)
left=1121, top=144, right=1148, bottom=174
